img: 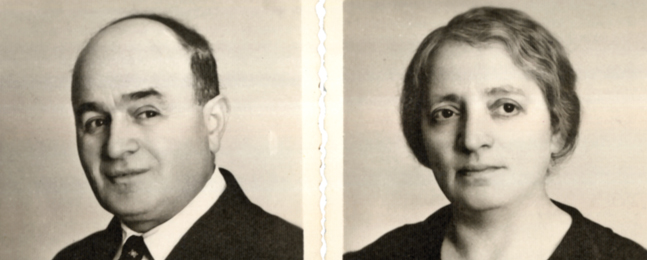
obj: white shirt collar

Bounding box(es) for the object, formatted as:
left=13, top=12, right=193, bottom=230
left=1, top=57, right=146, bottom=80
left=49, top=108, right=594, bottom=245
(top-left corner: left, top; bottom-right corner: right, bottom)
left=114, top=167, right=226, bottom=260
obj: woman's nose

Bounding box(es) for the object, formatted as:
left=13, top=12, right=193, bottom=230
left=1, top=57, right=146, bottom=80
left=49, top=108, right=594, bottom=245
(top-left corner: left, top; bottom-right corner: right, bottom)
left=457, top=110, right=494, bottom=153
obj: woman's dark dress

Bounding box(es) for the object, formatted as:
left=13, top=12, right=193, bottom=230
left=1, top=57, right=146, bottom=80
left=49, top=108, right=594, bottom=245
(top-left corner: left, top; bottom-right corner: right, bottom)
left=344, top=201, right=647, bottom=260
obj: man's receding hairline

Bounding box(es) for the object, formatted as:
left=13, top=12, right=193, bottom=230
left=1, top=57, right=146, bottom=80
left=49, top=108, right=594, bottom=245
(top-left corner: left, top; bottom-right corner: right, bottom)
left=72, top=13, right=220, bottom=106
left=94, top=18, right=191, bottom=54
left=72, top=17, right=192, bottom=104
left=103, top=14, right=208, bottom=54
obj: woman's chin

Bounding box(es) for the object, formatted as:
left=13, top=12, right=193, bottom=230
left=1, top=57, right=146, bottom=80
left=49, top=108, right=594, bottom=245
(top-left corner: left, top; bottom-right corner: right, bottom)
left=450, top=192, right=511, bottom=213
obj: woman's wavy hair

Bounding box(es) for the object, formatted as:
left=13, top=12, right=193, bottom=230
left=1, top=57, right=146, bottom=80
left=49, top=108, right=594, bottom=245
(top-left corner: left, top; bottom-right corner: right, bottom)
left=401, top=7, right=580, bottom=168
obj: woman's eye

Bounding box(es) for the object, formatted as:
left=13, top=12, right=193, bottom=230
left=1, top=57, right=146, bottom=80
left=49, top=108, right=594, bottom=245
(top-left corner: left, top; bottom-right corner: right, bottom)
left=431, top=108, right=460, bottom=123
left=440, top=109, right=454, bottom=118
left=493, top=102, right=521, bottom=117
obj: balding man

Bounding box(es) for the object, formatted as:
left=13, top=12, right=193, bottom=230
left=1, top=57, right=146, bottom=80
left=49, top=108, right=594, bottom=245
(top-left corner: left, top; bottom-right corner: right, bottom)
left=54, top=14, right=302, bottom=260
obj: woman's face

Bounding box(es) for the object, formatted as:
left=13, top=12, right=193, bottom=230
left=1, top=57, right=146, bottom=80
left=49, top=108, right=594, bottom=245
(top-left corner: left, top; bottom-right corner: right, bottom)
left=422, top=42, right=561, bottom=211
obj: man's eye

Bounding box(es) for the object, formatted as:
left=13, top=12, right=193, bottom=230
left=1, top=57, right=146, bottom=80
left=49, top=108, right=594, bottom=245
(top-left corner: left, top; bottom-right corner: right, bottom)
left=84, top=118, right=109, bottom=133
left=137, top=110, right=159, bottom=119
left=431, top=108, right=460, bottom=123
left=503, top=103, right=516, bottom=113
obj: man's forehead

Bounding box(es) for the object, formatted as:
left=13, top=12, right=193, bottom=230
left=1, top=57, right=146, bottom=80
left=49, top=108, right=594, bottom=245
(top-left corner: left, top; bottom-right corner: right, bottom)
left=72, top=18, right=194, bottom=107
left=94, top=19, right=181, bottom=49
left=81, top=19, right=188, bottom=64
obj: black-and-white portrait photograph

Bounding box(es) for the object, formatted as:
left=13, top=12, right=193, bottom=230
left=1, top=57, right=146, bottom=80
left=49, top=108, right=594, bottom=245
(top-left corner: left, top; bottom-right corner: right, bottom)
left=343, top=0, right=647, bottom=259
left=6, top=0, right=647, bottom=259
left=0, top=1, right=306, bottom=259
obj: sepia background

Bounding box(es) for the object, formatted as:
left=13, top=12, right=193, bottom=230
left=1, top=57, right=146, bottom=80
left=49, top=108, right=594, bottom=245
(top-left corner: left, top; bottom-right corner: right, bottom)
left=0, top=0, right=303, bottom=259
left=344, top=0, right=647, bottom=252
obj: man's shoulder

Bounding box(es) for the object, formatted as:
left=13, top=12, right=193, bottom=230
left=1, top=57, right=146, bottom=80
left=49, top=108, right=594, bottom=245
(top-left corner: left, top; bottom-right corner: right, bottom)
left=230, top=200, right=303, bottom=257
left=217, top=168, right=303, bottom=246
left=173, top=203, right=303, bottom=259
left=53, top=221, right=121, bottom=260
left=53, top=231, right=106, bottom=260
left=167, top=168, right=303, bottom=259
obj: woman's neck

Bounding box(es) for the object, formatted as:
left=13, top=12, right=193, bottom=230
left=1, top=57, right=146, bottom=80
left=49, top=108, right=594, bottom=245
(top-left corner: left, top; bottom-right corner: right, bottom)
left=442, top=193, right=572, bottom=260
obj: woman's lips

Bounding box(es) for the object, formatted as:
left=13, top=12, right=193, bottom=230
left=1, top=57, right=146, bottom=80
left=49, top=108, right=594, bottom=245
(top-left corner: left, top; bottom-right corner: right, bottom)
left=457, top=165, right=504, bottom=176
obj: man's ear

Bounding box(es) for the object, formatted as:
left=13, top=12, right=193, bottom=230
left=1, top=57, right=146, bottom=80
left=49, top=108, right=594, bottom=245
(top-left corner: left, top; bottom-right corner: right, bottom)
left=203, top=95, right=230, bottom=154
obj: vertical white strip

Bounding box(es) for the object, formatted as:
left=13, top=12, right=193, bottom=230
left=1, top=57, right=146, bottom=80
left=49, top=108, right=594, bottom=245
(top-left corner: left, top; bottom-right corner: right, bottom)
left=315, top=0, right=328, bottom=259
left=323, top=0, right=344, bottom=258
left=303, top=0, right=324, bottom=259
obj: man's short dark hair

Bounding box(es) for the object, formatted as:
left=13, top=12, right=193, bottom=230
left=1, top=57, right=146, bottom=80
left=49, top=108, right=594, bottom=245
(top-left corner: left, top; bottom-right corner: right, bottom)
left=401, top=7, right=580, bottom=168
left=72, top=13, right=219, bottom=105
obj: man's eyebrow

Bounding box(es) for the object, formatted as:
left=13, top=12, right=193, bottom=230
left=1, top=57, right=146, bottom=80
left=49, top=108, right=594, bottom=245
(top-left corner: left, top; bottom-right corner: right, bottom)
left=123, top=88, right=164, bottom=102
left=74, top=102, right=100, bottom=117
left=485, top=85, right=526, bottom=96
left=74, top=88, right=166, bottom=116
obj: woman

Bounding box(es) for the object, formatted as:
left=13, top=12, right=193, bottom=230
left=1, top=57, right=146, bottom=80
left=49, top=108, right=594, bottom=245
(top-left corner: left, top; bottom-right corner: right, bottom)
left=345, top=7, right=647, bottom=260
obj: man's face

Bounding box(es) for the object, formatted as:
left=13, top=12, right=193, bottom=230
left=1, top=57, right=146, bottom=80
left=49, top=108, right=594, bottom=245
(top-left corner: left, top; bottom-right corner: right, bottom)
left=73, top=20, right=215, bottom=231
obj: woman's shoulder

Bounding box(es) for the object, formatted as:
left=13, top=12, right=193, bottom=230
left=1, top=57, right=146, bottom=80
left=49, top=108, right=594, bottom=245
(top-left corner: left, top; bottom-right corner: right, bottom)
left=550, top=201, right=647, bottom=260
left=343, top=205, right=452, bottom=260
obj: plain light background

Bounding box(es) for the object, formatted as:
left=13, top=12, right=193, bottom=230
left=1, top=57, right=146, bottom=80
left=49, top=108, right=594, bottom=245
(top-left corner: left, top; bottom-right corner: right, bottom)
left=344, top=0, right=647, bottom=252
left=0, top=0, right=302, bottom=259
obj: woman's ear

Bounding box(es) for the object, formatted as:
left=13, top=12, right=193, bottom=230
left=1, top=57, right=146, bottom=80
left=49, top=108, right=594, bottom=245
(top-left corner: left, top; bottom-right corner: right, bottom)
left=203, top=95, right=230, bottom=154
left=550, top=130, right=565, bottom=155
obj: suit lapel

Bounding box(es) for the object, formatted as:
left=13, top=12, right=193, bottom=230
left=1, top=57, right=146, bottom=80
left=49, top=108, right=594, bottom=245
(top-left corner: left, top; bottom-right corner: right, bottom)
left=165, top=168, right=255, bottom=259
left=96, top=217, right=123, bottom=260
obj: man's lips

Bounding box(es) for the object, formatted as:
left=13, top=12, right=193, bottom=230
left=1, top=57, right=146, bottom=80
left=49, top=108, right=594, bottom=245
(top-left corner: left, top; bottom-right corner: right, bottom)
left=103, top=169, right=149, bottom=179
left=457, top=165, right=504, bottom=176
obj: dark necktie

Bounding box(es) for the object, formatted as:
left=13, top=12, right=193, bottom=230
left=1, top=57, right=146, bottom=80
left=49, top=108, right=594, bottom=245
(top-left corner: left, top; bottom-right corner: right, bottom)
left=118, top=236, right=153, bottom=260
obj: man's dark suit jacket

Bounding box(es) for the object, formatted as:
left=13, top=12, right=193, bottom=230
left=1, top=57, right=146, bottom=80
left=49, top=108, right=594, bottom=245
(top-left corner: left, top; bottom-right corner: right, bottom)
left=53, top=169, right=303, bottom=260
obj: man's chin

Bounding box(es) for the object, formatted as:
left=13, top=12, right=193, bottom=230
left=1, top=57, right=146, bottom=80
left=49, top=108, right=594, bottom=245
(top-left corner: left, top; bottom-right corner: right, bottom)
left=110, top=208, right=161, bottom=232
left=101, top=198, right=155, bottom=220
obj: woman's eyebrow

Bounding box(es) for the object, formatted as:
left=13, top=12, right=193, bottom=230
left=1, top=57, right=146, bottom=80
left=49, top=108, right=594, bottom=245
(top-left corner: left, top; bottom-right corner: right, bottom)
left=430, top=93, right=461, bottom=104
left=485, top=85, right=526, bottom=96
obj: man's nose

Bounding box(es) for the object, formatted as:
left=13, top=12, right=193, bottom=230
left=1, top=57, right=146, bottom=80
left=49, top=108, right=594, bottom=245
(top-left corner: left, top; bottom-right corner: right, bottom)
left=104, top=117, right=139, bottom=159
left=457, top=110, right=494, bottom=153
